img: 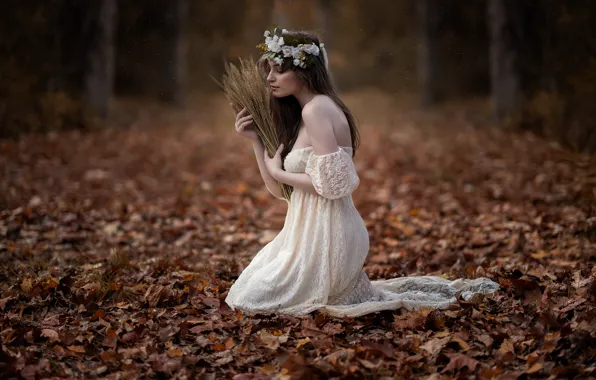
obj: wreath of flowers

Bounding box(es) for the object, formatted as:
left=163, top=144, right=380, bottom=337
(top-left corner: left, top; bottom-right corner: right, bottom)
left=256, top=27, right=324, bottom=69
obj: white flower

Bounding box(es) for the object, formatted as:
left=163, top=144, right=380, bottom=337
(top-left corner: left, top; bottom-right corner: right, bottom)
left=267, top=35, right=284, bottom=53
left=302, top=43, right=320, bottom=56
left=282, top=46, right=293, bottom=57
left=261, top=28, right=323, bottom=69
left=292, top=47, right=302, bottom=59
left=268, top=40, right=282, bottom=53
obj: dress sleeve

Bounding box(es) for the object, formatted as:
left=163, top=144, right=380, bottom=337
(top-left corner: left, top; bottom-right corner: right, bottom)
left=305, top=148, right=360, bottom=200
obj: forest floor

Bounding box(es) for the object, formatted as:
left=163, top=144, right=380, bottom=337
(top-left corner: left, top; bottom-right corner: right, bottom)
left=1, top=89, right=595, bottom=379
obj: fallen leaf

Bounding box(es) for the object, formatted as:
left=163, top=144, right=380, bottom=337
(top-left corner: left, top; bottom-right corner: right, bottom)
left=168, top=348, right=183, bottom=357
left=41, top=329, right=59, bottom=343
left=257, top=329, right=289, bottom=350
left=67, top=345, right=85, bottom=353
left=526, top=362, right=543, bottom=374
left=441, top=353, right=479, bottom=373
left=421, top=336, right=450, bottom=356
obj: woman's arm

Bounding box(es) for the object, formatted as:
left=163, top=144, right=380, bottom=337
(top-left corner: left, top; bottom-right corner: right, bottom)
left=251, top=139, right=285, bottom=199
left=272, top=171, right=318, bottom=195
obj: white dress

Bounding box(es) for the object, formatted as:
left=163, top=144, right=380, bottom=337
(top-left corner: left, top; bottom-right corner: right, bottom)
left=224, top=146, right=499, bottom=318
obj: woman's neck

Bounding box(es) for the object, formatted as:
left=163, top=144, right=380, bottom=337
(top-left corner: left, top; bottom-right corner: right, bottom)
left=293, top=88, right=318, bottom=108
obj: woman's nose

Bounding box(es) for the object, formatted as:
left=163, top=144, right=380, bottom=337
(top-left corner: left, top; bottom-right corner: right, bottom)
left=267, top=71, right=274, bottom=83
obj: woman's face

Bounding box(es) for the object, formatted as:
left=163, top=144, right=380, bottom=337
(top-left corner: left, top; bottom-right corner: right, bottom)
left=266, top=59, right=303, bottom=98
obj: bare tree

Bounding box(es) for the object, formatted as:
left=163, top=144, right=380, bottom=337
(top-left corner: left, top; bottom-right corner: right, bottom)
left=417, top=0, right=442, bottom=106
left=272, top=0, right=289, bottom=27
left=317, top=0, right=332, bottom=47
left=84, top=0, right=117, bottom=120
left=162, top=0, right=189, bottom=106
left=487, top=0, right=520, bottom=123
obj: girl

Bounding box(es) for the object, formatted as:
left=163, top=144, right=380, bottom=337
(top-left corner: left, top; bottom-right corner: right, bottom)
left=225, top=28, right=499, bottom=318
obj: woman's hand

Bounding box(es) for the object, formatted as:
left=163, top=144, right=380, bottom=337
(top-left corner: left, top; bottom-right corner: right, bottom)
left=264, top=143, right=284, bottom=179
left=233, top=104, right=259, bottom=142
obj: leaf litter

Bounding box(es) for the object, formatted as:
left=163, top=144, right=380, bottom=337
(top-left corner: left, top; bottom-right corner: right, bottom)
left=0, top=93, right=595, bottom=378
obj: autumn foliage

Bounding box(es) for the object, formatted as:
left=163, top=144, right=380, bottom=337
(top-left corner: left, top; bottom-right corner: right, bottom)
left=1, top=92, right=595, bottom=378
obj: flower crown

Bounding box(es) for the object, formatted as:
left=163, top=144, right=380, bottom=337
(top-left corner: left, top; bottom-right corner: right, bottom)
left=256, top=27, right=324, bottom=69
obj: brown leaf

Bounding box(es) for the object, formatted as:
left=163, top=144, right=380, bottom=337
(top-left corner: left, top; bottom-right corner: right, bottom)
left=189, top=321, right=214, bottom=334
left=558, top=297, right=587, bottom=313
left=425, top=310, right=446, bottom=330
left=450, top=337, right=470, bottom=351
left=357, top=358, right=382, bottom=369
left=224, top=336, right=236, bottom=349
left=167, top=348, right=183, bottom=357
left=321, top=322, right=344, bottom=336
left=421, top=336, right=450, bottom=356
left=256, top=329, right=288, bottom=350
left=0, top=296, right=14, bottom=310
left=212, top=343, right=227, bottom=352
left=296, top=337, right=312, bottom=350
left=144, top=284, right=165, bottom=307
left=477, top=334, right=494, bottom=347
left=159, top=325, right=180, bottom=342
left=41, top=329, right=59, bottom=343
left=526, top=362, right=543, bottom=374
left=121, top=332, right=139, bottom=344
left=100, top=350, right=120, bottom=362
left=21, top=278, right=33, bottom=294
left=440, top=353, right=479, bottom=373
left=103, top=327, right=118, bottom=348
left=361, top=339, right=394, bottom=359
left=67, top=345, right=85, bottom=353
left=258, top=364, right=277, bottom=375
left=91, top=309, right=106, bottom=321
left=499, top=339, right=515, bottom=354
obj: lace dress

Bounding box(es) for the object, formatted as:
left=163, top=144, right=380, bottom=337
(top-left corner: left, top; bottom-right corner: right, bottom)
left=224, top=146, right=499, bottom=318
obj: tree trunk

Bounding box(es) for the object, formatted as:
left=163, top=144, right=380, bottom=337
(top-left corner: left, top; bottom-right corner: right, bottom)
left=272, top=0, right=289, bottom=27
left=487, top=0, right=521, bottom=123
left=417, top=0, right=442, bottom=106
left=317, top=0, right=332, bottom=46
left=162, top=0, right=188, bottom=106
left=84, top=0, right=117, bottom=120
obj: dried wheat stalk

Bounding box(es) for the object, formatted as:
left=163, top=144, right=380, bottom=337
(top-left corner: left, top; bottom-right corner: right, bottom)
left=213, top=57, right=293, bottom=201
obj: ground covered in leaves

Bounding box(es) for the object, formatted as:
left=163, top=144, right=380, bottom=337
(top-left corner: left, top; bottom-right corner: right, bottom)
left=1, top=91, right=595, bottom=379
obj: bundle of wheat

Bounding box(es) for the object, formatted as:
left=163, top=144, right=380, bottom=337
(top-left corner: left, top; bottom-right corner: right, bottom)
left=214, top=56, right=293, bottom=201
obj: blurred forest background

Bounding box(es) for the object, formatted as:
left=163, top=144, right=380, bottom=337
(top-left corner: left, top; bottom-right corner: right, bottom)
left=2, top=2, right=596, bottom=377
left=1, top=0, right=595, bottom=153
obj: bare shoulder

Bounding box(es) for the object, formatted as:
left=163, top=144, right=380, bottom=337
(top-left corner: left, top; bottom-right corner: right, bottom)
left=301, top=95, right=337, bottom=119
left=302, top=95, right=351, bottom=149
left=301, top=96, right=337, bottom=153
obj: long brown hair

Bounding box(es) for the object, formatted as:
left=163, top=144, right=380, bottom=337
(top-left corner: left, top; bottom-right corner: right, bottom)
left=257, top=30, right=360, bottom=161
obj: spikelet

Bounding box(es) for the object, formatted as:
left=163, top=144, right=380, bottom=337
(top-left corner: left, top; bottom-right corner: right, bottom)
left=213, top=57, right=293, bottom=201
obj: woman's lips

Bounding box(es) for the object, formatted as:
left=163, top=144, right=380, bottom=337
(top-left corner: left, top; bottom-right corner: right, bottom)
left=270, top=86, right=279, bottom=90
